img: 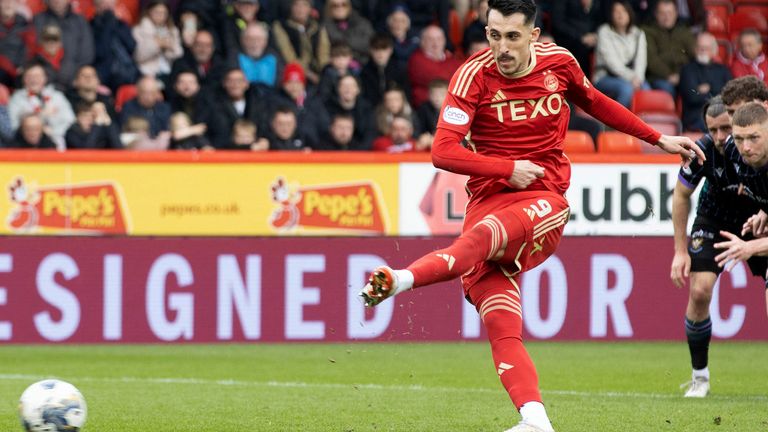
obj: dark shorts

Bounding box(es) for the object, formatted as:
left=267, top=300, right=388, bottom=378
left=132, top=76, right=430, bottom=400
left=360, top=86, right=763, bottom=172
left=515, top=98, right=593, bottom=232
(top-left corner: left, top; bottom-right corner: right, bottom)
left=689, top=215, right=768, bottom=281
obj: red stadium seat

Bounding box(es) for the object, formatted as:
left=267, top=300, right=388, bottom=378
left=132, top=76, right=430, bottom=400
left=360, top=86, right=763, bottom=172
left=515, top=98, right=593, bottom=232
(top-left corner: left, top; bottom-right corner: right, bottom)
left=563, top=130, right=596, bottom=154
left=26, top=0, right=46, bottom=16
left=729, top=11, right=768, bottom=42
left=705, top=2, right=733, bottom=38
left=715, top=38, right=733, bottom=63
left=734, top=0, right=768, bottom=5
left=116, top=0, right=140, bottom=25
left=735, top=5, right=768, bottom=20
left=597, top=131, right=642, bottom=154
left=0, top=83, right=9, bottom=105
left=114, top=84, right=137, bottom=112
left=71, top=0, right=95, bottom=19
left=631, top=90, right=677, bottom=116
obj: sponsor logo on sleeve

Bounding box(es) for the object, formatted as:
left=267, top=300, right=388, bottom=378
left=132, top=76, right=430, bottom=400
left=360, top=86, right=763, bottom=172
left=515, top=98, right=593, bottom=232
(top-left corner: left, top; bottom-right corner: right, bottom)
left=442, top=105, right=470, bottom=125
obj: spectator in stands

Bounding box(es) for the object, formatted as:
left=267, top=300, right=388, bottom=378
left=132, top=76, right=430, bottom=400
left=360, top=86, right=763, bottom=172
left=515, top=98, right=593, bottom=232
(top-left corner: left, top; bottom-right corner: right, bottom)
left=266, top=106, right=308, bottom=150
left=0, top=0, right=33, bottom=87
left=168, top=111, right=210, bottom=150
left=7, top=113, right=56, bottom=149
left=238, top=22, right=281, bottom=88
left=91, top=0, right=138, bottom=91
left=120, top=115, right=170, bottom=150
left=133, top=0, right=183, bottom=85
left=169, top=70, right=223, bottom=145
left=31, top=24, right=68, bottom=89
left=372, top=113, right=426, bottom=152
left=0, top=103, right=11, bottom=145
left=375, top=0, right=452, bottom=51
left=642, top=0, right=694, bottom=98
left=212, top=68, right=265, bottom=148
left=33, top=0, right=94, bottom=89
left=385, top=4, right=419, bottom=69
left=272, top=0, right=330, bottom=86
left=176, top=0, right=228, bottom=43
left=730, top=28, right=768, bottom=86
left=265, top=63, right=329, bottom=148
left=317, top=113, right=367, bottom=150
left=360, top=33, right=409, bottom=107
left=551, top=0, right=602, bottom=77
left=119, top=75, right=171, bottom=137
left=64, top=101, right=122, bottom=149
left=374, top=86, right=412, bottom=136
left=413, top=78, right=446, bottom=148
left=230, top=118, right=268, bottom=150
left=407, top=25, right=461, bottom=108
left=463, top=0, right=489, bottom=56
left=66, top=65, right=117, bottom=124
left=672, top=0, right=706, bottom=32
left=593, top=0, right=648, bottom=108
left=680, top=32, right=731, bottom=132
left=171, top=30, right=228, bottom=92
left=317, top=42, right=356, bottom=102
left=222, top=0, right=271, bottom=63
left=325, top=74, right=375, bottom=148
left=323, top=0, right=374, bottom=65
left=8, top=63, right=74, bottom=148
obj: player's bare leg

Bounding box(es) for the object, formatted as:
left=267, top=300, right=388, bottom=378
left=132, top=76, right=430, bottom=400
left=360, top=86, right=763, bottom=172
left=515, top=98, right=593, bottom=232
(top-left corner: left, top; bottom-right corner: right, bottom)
left=682, top=271, right=716, bottom=397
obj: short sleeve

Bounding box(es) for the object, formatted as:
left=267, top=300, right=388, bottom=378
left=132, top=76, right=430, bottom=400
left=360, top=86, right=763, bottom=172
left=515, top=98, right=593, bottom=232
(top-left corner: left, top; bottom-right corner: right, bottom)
left=436, top=58, right=485, bottom=136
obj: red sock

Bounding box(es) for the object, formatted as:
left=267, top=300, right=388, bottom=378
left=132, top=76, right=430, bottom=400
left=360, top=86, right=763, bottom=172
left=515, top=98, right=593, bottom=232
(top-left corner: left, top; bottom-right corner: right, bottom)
left=407, top=217, right=502, bottom=288
left=475, top=275, right=542, bottom=408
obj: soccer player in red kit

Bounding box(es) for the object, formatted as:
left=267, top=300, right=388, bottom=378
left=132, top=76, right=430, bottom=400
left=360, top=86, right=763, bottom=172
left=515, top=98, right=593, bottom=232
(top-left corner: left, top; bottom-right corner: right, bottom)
left=359, top=1, right=705, bottom=431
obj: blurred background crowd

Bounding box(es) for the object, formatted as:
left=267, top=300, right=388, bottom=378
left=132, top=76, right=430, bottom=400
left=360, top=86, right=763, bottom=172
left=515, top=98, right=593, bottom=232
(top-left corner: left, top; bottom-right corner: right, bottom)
left=0, top=0, right=765, bottom=152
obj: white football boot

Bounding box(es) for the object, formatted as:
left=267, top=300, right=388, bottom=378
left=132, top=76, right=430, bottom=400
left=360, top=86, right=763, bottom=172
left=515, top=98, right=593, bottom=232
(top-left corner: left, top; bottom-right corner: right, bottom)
left=359, top=266, right=397, bottom=307
left=682, top=376, right=710, bottom=398
left=504, top=421, right=554, bottom=432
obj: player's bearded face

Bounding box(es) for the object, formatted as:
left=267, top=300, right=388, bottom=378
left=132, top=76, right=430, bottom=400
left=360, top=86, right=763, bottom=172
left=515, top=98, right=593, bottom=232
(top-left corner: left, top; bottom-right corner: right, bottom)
left=486, top=10, right=538, bottom=77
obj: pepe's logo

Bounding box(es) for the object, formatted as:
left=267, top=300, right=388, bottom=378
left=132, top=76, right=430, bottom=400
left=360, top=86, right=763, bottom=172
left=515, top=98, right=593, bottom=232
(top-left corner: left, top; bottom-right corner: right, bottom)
left=269, top=177, right=301, bottom=230
left=268, top=177, right=387, bottom=233
left=7, top=178, right=39, bottom=231
left=6, top=177, right=129, bottom=234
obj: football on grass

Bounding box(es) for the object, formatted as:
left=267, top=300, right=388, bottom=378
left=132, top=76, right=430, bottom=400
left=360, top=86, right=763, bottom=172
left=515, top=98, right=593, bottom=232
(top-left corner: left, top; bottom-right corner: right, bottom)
left=18, top=379, right=87, bottom=431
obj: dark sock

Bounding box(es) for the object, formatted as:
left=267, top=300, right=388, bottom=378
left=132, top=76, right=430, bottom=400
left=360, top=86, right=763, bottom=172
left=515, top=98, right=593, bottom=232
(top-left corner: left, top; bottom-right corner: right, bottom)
left=685, top=316, right=712, bottom=370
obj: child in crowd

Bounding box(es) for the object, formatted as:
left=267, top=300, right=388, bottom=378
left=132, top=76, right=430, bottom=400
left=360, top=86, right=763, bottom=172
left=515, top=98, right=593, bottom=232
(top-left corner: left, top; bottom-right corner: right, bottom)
left=65, top=101, right=121, bottom=149
left=168, top=112, right=210, bottom=150
left=231, top=119, right=268, bottom=151
left=120, top=116, right=170, bottom=150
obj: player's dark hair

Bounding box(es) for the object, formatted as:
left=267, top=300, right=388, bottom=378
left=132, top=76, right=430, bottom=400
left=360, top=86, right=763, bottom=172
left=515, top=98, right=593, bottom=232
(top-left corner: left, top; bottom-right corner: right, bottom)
left=721, top=76, right=768, bottom=105
left=486, top=0, right=537, bottom=26
left=704, top=95, right=726, bottom=120
left=732, top=102, right=768, bottom=128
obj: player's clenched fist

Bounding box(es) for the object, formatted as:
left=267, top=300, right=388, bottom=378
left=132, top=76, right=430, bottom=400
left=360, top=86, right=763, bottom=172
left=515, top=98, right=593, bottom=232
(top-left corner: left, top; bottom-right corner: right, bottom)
left=508, top=160, right=545, bottom=189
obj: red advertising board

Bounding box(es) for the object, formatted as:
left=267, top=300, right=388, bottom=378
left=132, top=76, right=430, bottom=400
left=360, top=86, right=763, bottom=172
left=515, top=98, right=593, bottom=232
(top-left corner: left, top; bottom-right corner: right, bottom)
left=0, top=236, right=765, bottom=343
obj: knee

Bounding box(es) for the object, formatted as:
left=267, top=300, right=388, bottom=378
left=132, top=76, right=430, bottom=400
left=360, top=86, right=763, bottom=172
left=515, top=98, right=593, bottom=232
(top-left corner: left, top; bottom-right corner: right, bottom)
left=689, top=285, right=712, bottom=306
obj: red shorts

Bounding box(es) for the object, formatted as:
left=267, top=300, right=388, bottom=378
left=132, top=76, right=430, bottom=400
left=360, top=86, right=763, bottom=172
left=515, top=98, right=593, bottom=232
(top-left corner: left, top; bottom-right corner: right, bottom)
left=461, top=189, right=570, bottom=301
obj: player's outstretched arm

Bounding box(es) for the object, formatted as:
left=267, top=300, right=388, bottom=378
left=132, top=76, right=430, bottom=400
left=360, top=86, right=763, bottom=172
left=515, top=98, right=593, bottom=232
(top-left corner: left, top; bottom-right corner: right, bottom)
left=655, top=135, right=706, bottom=167
left=670, top=182, right=694, bottom=288
left=714, top=231, right=768, bottom=271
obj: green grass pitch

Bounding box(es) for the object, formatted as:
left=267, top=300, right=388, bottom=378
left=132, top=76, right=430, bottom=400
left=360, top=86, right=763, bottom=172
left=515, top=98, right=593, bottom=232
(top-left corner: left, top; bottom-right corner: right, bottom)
left=1, top=342, right=767, bottom=431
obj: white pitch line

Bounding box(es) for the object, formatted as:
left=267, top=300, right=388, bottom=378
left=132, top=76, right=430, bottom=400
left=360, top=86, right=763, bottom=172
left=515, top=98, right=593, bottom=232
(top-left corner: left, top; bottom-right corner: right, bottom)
left=0, top=373, right=765, bottom=402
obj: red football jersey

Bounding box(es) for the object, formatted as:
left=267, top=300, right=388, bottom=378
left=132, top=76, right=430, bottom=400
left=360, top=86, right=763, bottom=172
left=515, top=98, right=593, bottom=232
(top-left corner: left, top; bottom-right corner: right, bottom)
left=435, top=43, right=597, bottom=201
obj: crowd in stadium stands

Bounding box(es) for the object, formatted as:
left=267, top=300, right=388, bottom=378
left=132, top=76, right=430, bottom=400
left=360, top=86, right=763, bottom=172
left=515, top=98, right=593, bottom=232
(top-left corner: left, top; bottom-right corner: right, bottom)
left=0, top=0, right=766, bottom=152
